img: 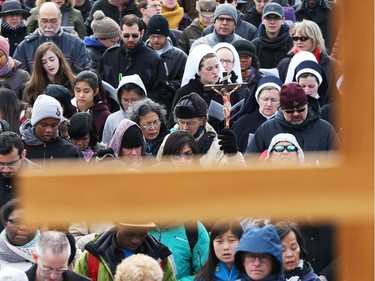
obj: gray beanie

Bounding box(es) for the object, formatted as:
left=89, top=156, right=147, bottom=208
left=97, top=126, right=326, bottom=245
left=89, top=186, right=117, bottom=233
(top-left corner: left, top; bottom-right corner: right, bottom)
left=214, top=4, right=238, bottom=25
left=31, top=95, right=63, bottom=126
left=91, top=10, right=120, bottom=39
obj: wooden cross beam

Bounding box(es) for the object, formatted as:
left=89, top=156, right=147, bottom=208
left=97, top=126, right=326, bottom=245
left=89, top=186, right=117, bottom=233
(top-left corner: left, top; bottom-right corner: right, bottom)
left=17, top=1, right=374, bottom=280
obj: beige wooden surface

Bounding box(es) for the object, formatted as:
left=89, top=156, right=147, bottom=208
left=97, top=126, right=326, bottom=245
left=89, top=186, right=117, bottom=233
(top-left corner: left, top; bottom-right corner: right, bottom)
left=17, top=0, right=374, bottom=280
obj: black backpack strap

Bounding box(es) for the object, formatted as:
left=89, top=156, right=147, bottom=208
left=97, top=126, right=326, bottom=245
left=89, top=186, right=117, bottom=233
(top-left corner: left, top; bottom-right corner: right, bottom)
left=184, top=221, right=198, bottom=253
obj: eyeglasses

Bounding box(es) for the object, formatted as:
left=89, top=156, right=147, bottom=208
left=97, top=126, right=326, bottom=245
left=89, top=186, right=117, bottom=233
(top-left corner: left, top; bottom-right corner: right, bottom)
left=0, top=158, right=20, bottom=169
left=264, top=15, right=282, bottom=21
left=292, top=36, right=310, bottom=42
left=217, top=0, right=234, bottom=3
left=39, top=18, right=59, bottom=24
left=245, top=253, right=271, bottom=263
left=177, top=119, right=200, bottom=127
left=146, top=3, right=162, bottom=8
left=283, top=107, right=306, bottom=114
left=122, top=33, right=140, bottom=38
left=172, top=151, right=194, bottom=160
left=259, top=97, right=279, bottom=103
left=220, top=59, right=233, bottom=65
left=216, top=17, right=235, bottom=23
left=141, top=119, right=162, bottom=129
left=40, top=264, right=68, bottom=275
left=272, top=144, right=298, bottom=153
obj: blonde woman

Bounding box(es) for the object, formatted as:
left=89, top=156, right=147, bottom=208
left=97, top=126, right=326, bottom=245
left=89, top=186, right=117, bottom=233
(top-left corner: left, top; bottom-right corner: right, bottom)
left=277, top=19, right=341, bottom=105
left=114, top=254, right=163, bottom=281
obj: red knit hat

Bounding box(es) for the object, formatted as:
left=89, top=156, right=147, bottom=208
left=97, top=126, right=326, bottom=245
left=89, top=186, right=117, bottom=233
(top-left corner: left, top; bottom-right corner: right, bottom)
left=279, top=82, right=307, bottom=110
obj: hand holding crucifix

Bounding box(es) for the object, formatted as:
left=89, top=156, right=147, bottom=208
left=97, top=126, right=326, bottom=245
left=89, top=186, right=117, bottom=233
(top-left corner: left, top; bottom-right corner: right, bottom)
left=204, top=72, right=247, bottom=129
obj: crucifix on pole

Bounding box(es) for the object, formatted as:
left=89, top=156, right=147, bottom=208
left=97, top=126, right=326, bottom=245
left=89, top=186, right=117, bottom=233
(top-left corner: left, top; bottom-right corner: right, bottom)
left=204, top=72, right=247, bottom=129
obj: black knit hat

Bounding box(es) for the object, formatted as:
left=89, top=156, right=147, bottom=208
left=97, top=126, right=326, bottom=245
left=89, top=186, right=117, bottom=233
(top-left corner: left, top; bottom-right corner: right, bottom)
left=233, top=39, right=256, bottom=57
left=147, top=15, right=170, bottom=37
left=121, top=125, right=144, bottom=149
left=174, top=93, right=207, bottom=119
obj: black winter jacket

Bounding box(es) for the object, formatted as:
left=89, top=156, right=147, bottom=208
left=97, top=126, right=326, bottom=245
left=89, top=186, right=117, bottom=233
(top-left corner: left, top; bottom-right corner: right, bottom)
left=247, top=99, right=339, bottom=154
left=26, top=264, right=90, bottom=281
left=99, top=41, right=166, bottom=104
left=85, top=229, right=172, bottom=277
left=251, top=24, right=294, bottom=69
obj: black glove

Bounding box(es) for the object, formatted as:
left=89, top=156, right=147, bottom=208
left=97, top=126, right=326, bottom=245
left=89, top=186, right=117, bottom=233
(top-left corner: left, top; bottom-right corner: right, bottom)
left=218, top=129, right=238, bottom=154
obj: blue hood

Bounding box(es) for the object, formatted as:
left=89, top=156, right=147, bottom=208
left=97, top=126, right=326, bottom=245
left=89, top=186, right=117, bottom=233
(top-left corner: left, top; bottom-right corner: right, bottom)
left=84, top=35, right=105, bottom=48
left=234, top=224, right=284, bottom=281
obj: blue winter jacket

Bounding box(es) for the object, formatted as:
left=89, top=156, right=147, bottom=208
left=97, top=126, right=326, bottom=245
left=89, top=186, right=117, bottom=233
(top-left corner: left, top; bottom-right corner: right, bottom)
left=14, top=29, right=92, bottom=74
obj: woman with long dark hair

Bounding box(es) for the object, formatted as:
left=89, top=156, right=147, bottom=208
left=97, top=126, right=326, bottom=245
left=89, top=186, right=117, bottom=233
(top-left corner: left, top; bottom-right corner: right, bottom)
left=195, top=219, right=243, bottom=281
left=23, top=42, right=75, bottom=105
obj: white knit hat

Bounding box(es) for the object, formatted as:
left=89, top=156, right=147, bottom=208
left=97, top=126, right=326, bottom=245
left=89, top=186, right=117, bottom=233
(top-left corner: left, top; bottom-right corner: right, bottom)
left=31, top=95, right=63, bottom=126
left=265, top=133, right=304, bottom=162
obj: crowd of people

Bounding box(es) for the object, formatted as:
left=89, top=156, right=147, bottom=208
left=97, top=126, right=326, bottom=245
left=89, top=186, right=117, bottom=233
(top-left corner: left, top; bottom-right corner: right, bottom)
left=0, top=0, right=342, bottom=280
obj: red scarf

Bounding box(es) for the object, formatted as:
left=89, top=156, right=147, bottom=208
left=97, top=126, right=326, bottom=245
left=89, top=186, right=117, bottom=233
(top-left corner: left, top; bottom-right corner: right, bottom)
left=293, top=48, right=321, bottom=64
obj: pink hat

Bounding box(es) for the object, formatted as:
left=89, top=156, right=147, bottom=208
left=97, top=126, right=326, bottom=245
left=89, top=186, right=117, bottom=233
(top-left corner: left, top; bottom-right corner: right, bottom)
left=0, top=36, right=9, bottom=57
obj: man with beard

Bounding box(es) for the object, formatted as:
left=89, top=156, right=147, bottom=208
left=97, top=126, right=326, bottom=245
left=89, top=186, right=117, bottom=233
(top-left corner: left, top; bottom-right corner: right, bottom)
left=99, top=14, right=166, bottom=107
left=0, top=132, right=34, bottom=231
left=13, top=2, right=92, bottom=74
left=247, top=82, right=339, bottom=156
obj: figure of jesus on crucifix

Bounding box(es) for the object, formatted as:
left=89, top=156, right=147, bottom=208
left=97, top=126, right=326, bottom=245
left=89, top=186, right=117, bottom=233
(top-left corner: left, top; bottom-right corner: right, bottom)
left=204, top=72, right=246, bottom=129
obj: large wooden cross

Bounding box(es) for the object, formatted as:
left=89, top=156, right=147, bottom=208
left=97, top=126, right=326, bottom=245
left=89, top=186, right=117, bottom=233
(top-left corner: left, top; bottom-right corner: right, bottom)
left=16, top=2, right=374, bottom=280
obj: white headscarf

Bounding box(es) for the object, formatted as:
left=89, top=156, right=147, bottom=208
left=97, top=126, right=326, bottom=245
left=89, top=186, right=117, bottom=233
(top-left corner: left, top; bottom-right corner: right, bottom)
left=181, top=44, right=223, bottom=87
left=213, top=42, right=243, bottom=83
left=284, top=51, right=318, bottom=83
left=265, top=133, right=304, bottom=162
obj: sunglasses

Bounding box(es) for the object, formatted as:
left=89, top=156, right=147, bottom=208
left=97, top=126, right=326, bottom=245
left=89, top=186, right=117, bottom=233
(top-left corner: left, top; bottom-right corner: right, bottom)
left=217, top=0, right=234, bottom=3
left=283, top=107, right=306, bottom=114
left=122, top=33, right=140, bottom=38
left=292, top=36, right=310, bottom=42
left=272, top=145, right=298, bottom=153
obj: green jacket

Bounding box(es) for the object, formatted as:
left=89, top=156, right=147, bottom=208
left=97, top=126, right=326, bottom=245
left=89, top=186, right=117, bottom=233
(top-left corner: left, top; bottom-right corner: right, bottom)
left=150, top=222, right=210, bottom=281
left=74, top=230, right=176, bottom=281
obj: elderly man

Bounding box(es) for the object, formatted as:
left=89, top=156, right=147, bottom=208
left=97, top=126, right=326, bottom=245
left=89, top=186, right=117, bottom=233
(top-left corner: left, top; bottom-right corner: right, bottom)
left=251, top=2, right=293, bottom=68
left=247, top=82, right=339, bottom=155
left=26, top=231, right=90, bottom=281
left=13, top=2, right=92, bottom=74
left=74, top=223, right=175, bottom=281
left=201, top=0, right=258, bottom=42
left=146, top=14, right=187, bottom=117
left=190, top=4, right=243, bottom=50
